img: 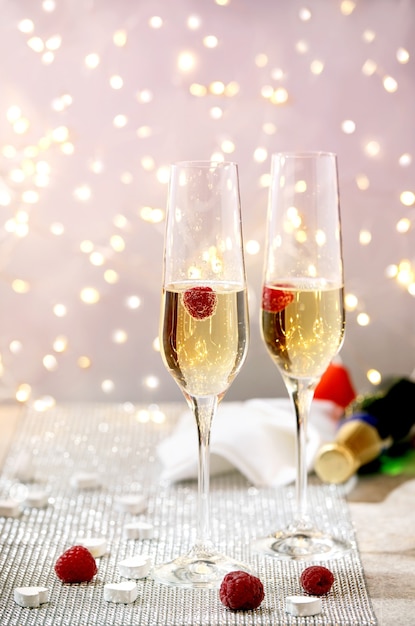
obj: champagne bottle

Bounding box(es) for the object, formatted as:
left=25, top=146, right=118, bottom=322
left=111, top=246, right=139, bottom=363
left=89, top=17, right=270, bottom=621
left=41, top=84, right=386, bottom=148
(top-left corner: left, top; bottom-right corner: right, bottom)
left=314, top=378, right=415, bottom=484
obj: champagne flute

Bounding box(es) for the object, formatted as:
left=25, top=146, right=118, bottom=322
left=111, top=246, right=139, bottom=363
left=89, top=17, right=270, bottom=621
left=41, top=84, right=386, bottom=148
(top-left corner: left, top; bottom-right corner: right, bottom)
left=253, top=152, right=350, bottom=560
left=153, top=161, right=251, bottom=587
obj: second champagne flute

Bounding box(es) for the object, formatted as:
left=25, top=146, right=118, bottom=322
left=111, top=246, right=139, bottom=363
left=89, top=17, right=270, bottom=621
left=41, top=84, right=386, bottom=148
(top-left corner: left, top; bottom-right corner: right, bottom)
left=153, top=161, right=251, bottom=587
left=253, top=151, right=351, bottom=560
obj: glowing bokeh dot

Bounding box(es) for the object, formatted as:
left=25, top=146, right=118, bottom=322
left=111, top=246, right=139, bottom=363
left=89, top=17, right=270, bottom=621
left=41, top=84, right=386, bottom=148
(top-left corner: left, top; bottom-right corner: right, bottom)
left=399, top=153, right=412, bottom=167
left=367, top=369, right=382, bottom=385
left=359, top=230, right=372, bottom=245
left=112, top=330, right=128, bottom=344
left=144, top=376, right=159, bottom=390
left=126, top=296, right=141, bottom=309
left=78, top=356, right=91, bottom=369
left=342, top=120, right=356, bottom=134
left=53, top=336, right=68, bottom=352
left=245, top=240, right=260, bottom=255
left=345, top=293, right=358, bottom=311
left=113, top=30, right=127, bottom=46
left=149, top=16, right=163, bottom=29
left=102, top=380, right=115, bottom=393
left=400, top=191, right=415, bottom=206
left=43, top=354, right=58, bottom=371
left=53, top=304, right=67, bottom=317
left=80, top=287, right=100, bottom=304
left=396, top=218, right=411, bottom=233
left=9, top=340, right=23, bottom=354
left=357, top=312, right=370, bottom=326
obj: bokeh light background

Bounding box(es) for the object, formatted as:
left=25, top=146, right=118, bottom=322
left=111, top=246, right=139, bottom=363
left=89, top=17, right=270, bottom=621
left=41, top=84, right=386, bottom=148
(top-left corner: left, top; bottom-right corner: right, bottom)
left=0, top=0, right=414, bottom=409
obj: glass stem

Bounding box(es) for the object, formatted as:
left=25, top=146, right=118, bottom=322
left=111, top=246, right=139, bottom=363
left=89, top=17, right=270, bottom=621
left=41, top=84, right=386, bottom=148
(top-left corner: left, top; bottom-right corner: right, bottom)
left=189, top=395, right=218, bottom=550
left=285, top=377, right=316, bottom=529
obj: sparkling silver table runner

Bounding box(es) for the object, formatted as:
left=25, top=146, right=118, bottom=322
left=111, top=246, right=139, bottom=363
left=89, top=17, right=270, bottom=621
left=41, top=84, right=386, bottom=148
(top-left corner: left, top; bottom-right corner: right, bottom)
left=0, top=403, right=377, bottom=625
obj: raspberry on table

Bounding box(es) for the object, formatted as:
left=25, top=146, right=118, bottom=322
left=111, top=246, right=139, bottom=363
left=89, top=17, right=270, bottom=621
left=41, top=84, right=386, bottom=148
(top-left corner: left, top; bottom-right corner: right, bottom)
left=54, top=545, right=98, bottom=583
left=219, top=570, right=264, bottom=611
left=300, top=565, right=334, bottom=596
left=183, top=286, right=217, bottom=320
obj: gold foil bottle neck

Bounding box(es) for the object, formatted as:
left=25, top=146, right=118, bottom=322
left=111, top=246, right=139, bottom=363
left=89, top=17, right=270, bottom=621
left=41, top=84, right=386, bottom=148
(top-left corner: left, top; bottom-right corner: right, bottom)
left=314, top=442, right=359, bottom=484
left=314, top=419, right=387, bottom=484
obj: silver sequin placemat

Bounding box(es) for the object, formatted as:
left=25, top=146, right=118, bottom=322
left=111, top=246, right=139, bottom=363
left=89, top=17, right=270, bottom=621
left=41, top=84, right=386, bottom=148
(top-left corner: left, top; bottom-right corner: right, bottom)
left=0, top=403, right=377, bottom=625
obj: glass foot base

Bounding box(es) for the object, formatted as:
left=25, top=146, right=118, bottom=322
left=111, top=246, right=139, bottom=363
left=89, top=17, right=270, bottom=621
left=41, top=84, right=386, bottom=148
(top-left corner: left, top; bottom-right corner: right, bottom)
left=252, top=527, right=351, bottom=561
left=152, top=546, right=253, bottom=588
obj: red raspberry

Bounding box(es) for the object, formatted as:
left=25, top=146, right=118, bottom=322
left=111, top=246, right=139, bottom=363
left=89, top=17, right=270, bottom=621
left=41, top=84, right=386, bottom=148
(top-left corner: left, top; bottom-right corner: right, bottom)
left=220, top=570, right=264, bottom=611
left=54, top=545, right=98, bottom=583
left=300, top=565, right=334, bottom=595
left=183, top=286, right=217, bottom=320
left=262, top=285, right=294, bottom=313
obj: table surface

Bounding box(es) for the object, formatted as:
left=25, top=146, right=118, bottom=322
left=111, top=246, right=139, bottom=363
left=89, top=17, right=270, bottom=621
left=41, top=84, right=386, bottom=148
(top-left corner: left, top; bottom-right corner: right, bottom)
left=0, top=402, right=413, bottom=626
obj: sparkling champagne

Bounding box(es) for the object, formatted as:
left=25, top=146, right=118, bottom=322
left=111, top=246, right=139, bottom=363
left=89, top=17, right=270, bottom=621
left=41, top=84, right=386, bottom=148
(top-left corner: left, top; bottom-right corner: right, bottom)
left=161, top=283, right=248, bottom=397
left=261, top=281, right=345, bottom=380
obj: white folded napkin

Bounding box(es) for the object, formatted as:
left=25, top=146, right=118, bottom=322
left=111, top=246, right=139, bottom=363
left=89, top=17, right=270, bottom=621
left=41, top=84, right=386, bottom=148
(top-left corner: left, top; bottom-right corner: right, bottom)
left=157, top=398, right=339, bottom=487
